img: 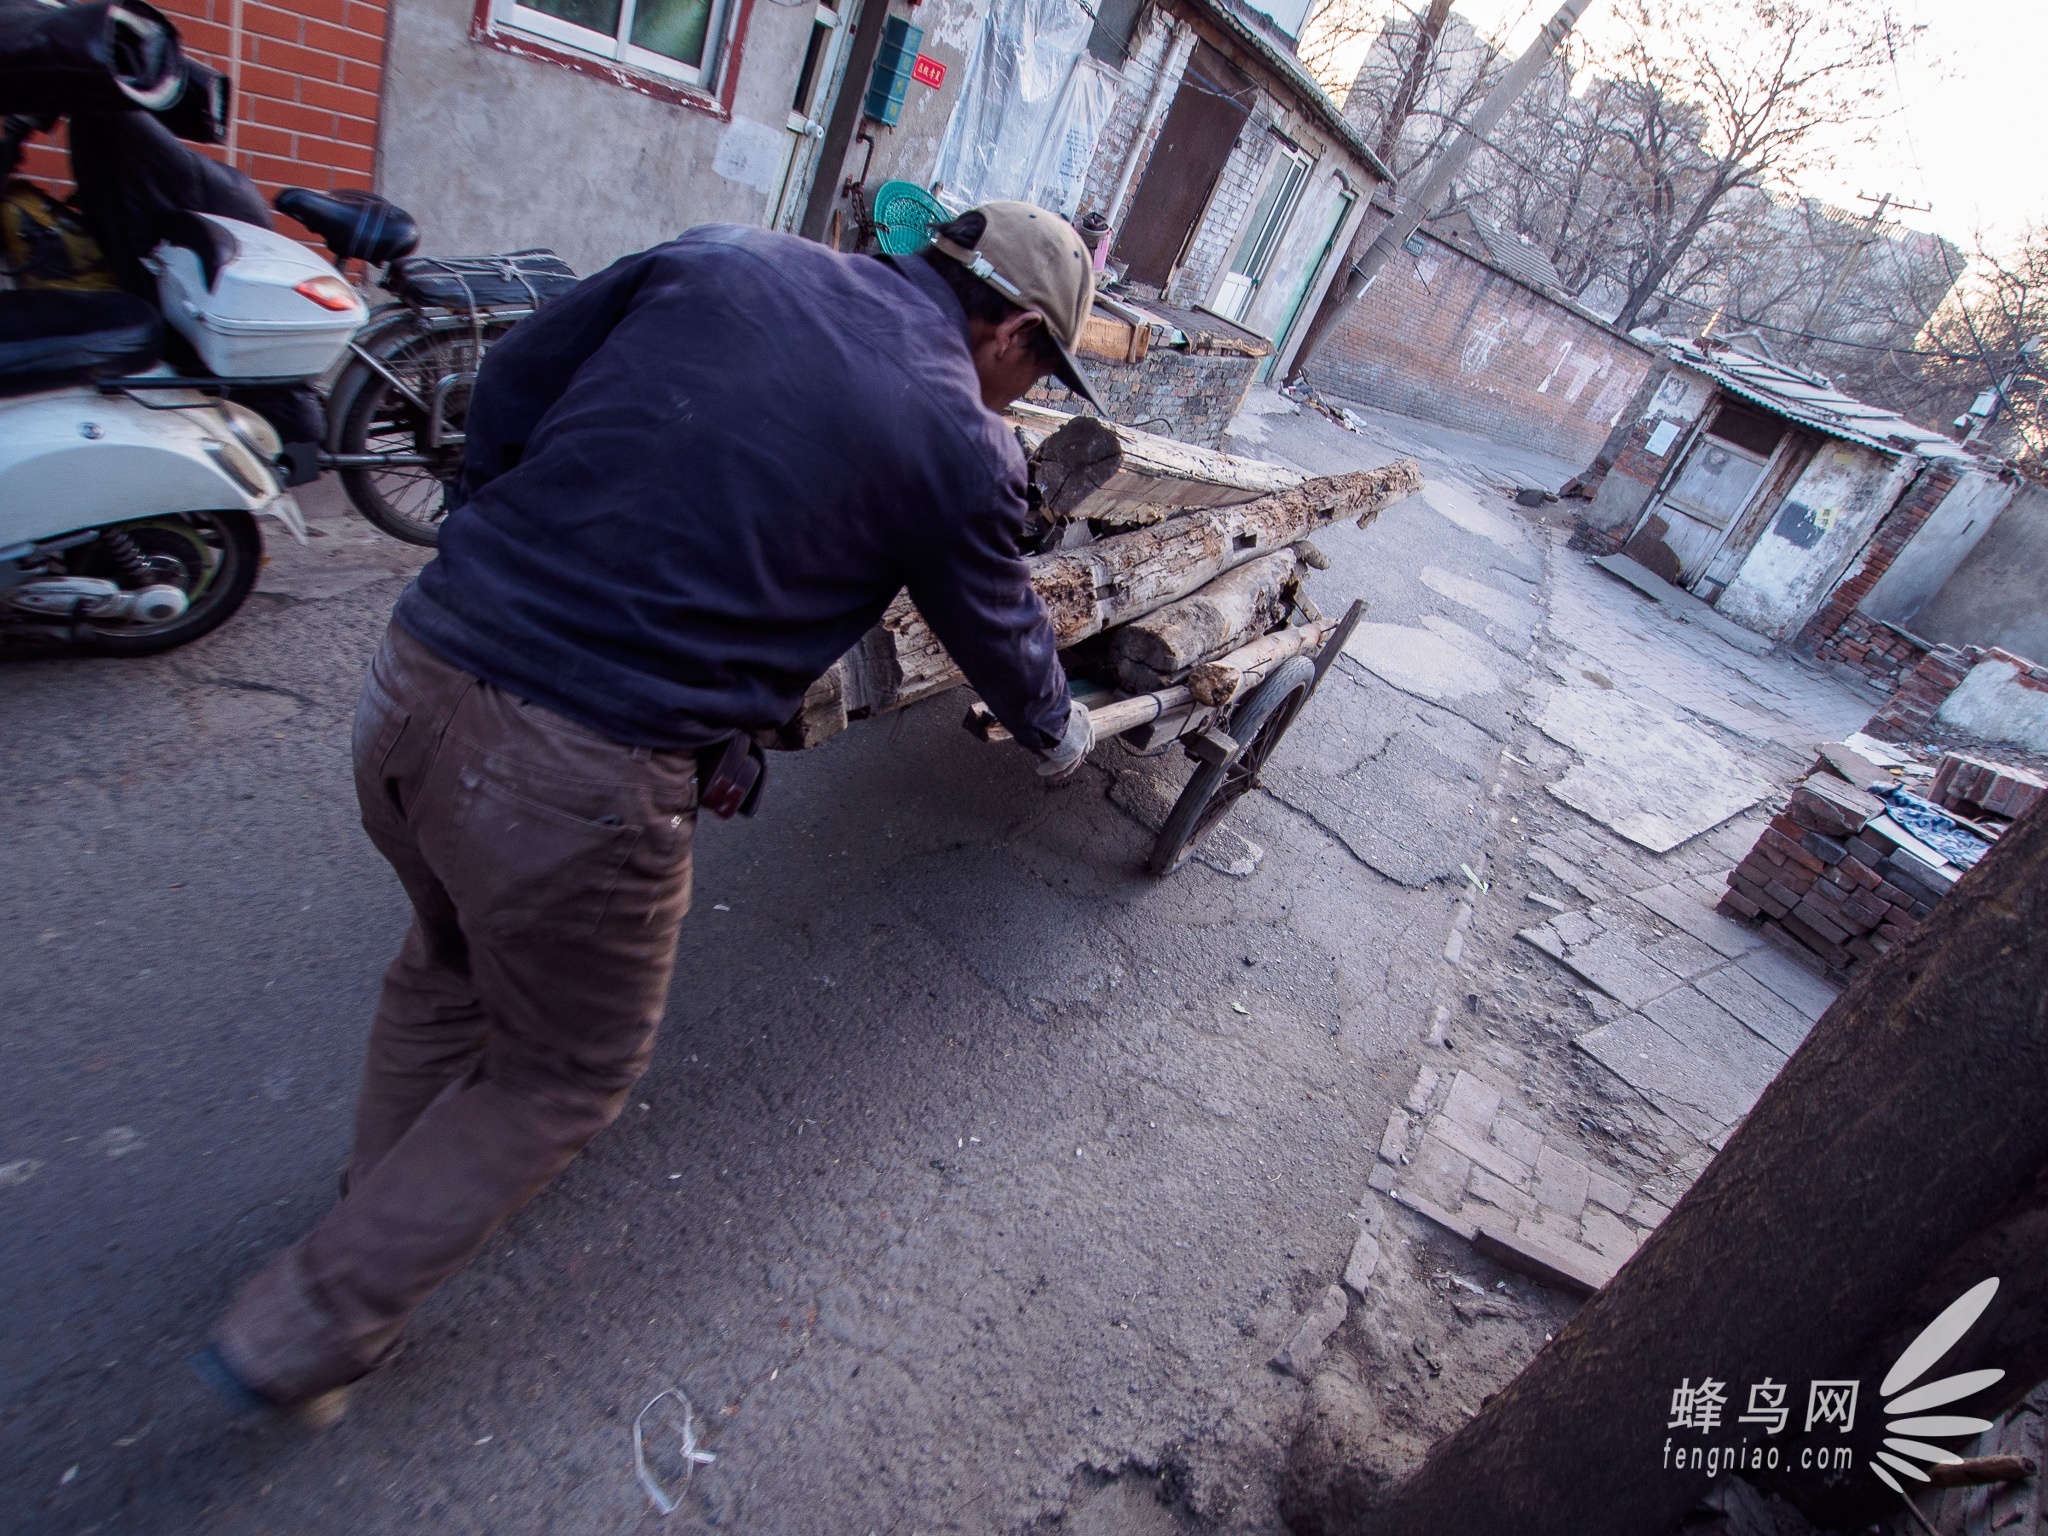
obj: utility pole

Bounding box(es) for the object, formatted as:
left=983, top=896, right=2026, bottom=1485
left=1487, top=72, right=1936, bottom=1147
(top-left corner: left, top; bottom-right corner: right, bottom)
left=1285, top=0, right=1595, bottom=386
left=1801, top=191, right=1930, bottom=343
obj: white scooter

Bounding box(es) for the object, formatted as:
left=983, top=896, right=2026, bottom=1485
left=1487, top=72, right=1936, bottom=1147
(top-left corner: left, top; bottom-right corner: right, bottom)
left=0, top=213, right=347, bottom=653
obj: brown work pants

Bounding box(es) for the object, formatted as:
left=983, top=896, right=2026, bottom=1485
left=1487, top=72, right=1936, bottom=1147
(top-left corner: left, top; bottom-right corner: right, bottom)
left=213, top=623, right=698, bottom=1403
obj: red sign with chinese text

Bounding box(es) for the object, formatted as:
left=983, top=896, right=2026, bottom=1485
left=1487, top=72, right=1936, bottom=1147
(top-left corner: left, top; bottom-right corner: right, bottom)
left=912, top=53, right=947, bottom=89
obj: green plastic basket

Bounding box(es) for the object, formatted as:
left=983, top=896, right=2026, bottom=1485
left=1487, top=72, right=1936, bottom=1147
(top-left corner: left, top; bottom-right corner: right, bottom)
left=870, top=180, right=948, bottom=256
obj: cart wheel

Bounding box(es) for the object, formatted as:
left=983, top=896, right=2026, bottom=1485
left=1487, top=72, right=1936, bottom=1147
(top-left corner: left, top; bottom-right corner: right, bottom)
left=1147, top=654, right=1316, bottom=876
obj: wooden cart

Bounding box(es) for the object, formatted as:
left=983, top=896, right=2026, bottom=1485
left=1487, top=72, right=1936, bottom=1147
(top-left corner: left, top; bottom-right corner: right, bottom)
left=762, top=405, right=1421, bottom=874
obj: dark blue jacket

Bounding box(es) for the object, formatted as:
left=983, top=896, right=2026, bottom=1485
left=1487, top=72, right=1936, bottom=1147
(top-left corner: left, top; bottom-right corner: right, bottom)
left=393, top=225, right=1070, bottom=752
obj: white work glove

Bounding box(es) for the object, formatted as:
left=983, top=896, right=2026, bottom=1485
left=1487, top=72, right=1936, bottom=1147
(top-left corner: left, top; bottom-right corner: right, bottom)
left=1035, top=697, right=1095, bottom=780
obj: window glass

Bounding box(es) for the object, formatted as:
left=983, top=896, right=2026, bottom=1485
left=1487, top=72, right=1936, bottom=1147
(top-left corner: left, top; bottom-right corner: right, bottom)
left=526, top=0, right=622, bottom=32
left=630, top=0, right=713, bottom=66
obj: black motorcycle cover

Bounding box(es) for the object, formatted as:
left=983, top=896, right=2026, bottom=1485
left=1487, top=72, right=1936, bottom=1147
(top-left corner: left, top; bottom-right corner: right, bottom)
left=0, top=0, right=184, bottom=116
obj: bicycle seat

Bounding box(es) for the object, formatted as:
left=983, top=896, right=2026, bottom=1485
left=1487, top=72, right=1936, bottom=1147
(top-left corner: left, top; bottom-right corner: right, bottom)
left=274, top=188, right=420, bottom=266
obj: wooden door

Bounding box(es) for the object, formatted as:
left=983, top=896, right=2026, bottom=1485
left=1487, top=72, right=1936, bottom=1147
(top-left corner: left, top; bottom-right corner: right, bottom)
left=1653, top=433, right=1775, bottom=584
left=1111, top=42, right=1254, bottom=288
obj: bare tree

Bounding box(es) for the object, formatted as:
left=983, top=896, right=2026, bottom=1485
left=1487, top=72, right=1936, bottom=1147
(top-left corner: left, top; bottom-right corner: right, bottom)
left=1880, top=227, right=2048, bottom=472
left=1599, top=0, right=1904, bottom=332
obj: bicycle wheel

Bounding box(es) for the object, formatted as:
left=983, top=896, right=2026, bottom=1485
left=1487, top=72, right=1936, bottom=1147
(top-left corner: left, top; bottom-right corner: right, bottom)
left=1147, top=654, right=1316, bottom=876
left=329, top=316, right=506, bottom=546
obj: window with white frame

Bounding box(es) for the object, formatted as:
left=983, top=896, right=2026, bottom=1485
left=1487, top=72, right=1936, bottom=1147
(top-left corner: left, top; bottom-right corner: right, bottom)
left=1212, top=142, right=1311, bottom=325
left=491, top=0, right=731, bottom=87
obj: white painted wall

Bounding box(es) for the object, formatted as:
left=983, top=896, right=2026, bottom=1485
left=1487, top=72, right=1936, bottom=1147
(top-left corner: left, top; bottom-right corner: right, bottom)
left=1860, top=467, right=2016, bottom=630
left=1936, top=657, right=2048, bottom=752
left=1714, top=442, right=1919, bottom=641
left=379, top=0, right=828, bottom=275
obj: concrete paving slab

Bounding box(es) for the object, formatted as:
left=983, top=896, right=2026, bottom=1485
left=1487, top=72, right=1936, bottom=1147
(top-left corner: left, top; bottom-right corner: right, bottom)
left=1642, top=986, right=1788, bottom=1103
left=1693, top=963, right=1818, bottom=1055
left=1418, top=479, right=1528, bottom=549
left=1574, top=1013, right=1755, bottom=1140
left=1589, top=554, right=1775, bottom=658
left=1536, top=684, right=1776, bottom=852
left=1537, top=928, right=1688, bottom=1010
left=1421, top=564, right=1539, bottom=631
left=1645, top=931, right=1726, bottom=979
left=1629, top=880, right=1763, bottom=958
left=1736, top=941, right=1841, bottom=1021
left=1344, top=621, right=1502, bottom=702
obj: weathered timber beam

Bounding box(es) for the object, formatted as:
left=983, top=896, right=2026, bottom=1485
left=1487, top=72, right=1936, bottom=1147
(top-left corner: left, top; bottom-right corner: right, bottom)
left=965, top=620, right=1333, bottom=745
left=769, top=459, right=1420, bottom=751
left=1008, top=406, right=1307, bottom=529
left=1108, top=549, right=1299, bottom=692
left=1189, top=618, right=1332, bottom=706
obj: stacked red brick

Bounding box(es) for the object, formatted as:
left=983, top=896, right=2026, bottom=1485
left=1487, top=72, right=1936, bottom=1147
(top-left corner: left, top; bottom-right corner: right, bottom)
left=1932, top=753, right=2046, bottom=821
left=1719, top=776, right=1956, bottom=973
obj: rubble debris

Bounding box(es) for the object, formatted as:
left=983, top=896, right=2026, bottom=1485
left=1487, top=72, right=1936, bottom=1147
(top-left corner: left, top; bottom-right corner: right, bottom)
left=1272, top=1285, right=1350, bottom=1380
left=1343, top=1205, right=1385, bottom=1296
left=1377, top=1068, right=1652, bottom=1296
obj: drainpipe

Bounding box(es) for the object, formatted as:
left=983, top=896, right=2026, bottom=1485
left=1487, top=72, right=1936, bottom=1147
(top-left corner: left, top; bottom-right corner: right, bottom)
left=1103, top=18, right=1191, bottom=230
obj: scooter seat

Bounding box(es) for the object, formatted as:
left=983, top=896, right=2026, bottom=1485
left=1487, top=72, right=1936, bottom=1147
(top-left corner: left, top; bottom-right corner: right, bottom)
left=0, top=290, right=161, bottom=391
left=274, top=187, right=420, bottom=266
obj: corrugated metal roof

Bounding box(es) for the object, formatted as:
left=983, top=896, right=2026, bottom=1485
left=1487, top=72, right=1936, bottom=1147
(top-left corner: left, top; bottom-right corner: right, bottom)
left=1433, top=204, right=1566, bottom=294
left=1672, top=339, right=1970, bottom=461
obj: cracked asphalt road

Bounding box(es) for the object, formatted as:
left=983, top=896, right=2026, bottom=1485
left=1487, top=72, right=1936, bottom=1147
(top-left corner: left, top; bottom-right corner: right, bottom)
left=1, top=406, right=1569, bottom=1533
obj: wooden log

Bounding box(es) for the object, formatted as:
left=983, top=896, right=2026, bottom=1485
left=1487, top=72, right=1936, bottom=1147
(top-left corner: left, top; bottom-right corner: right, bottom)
left=966, top=621, right=1333, bottom=745
left=1107, top=549, right=1300, bottom=692
left=1923, top=1455, right=2036, bottom=1489
left=1189, top=618, right=1332, bottom=707
left=1010, top=406, right=1306, bottom=529
left=772, top=459, right=1419, bottom=750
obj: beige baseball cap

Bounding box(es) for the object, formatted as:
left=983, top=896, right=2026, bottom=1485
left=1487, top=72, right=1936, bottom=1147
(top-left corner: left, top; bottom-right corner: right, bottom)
left=931, top=200, right=1105, bottom=413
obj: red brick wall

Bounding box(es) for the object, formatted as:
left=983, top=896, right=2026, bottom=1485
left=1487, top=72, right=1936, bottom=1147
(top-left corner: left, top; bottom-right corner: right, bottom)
left=1795, top=460, right=1962, bottom=673
left=1862, top=644, right=1980, bottom=743
left=16, top=0, right=389, bottom=242
left=1304, top=228, right=1654, bottom=462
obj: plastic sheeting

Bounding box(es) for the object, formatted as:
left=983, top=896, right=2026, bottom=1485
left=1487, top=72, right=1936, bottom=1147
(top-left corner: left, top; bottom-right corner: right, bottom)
left=932, top=0, right=1111, bottom=219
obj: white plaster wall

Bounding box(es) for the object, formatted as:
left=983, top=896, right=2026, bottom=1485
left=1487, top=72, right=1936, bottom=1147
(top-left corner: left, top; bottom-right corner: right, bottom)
left=844, top=0, right=987, bottom=204
left=1714, top=443, right=1918, bottom=641
left=1936, top=658, right=2048, bottom=752
left=378, top=0, right=825, bottom=275
left=1860, top=467, right=2015, bottom=628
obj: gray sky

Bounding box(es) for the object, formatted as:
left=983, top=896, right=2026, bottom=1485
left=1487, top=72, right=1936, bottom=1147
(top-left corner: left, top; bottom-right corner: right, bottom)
left=1320, top=0, right=2039, bottom=259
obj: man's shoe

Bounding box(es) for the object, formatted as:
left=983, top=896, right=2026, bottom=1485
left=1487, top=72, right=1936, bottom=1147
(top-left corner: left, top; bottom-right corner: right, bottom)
left=189, top=1343, right=352, bottom=1431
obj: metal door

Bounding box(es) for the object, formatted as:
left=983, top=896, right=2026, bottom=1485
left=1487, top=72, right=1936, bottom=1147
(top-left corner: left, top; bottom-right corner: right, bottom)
left=773, top=0, right=854, bottom=230
left=1654, top=433, right=1773, bottom=584
left=1258, top=186, right=1353, bottom=381
left=1110, top=42, right=1254, bottom=288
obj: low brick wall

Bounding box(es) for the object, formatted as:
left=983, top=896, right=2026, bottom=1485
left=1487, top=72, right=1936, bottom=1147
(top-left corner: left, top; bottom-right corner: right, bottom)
left=1720, top=775, right=1954, bottom=975
left=1806, top=610, right=1934, bottom=691
left=1030, top=346, right=1261, bottom=450
left=1863, top=644, right=1981, bottom=741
